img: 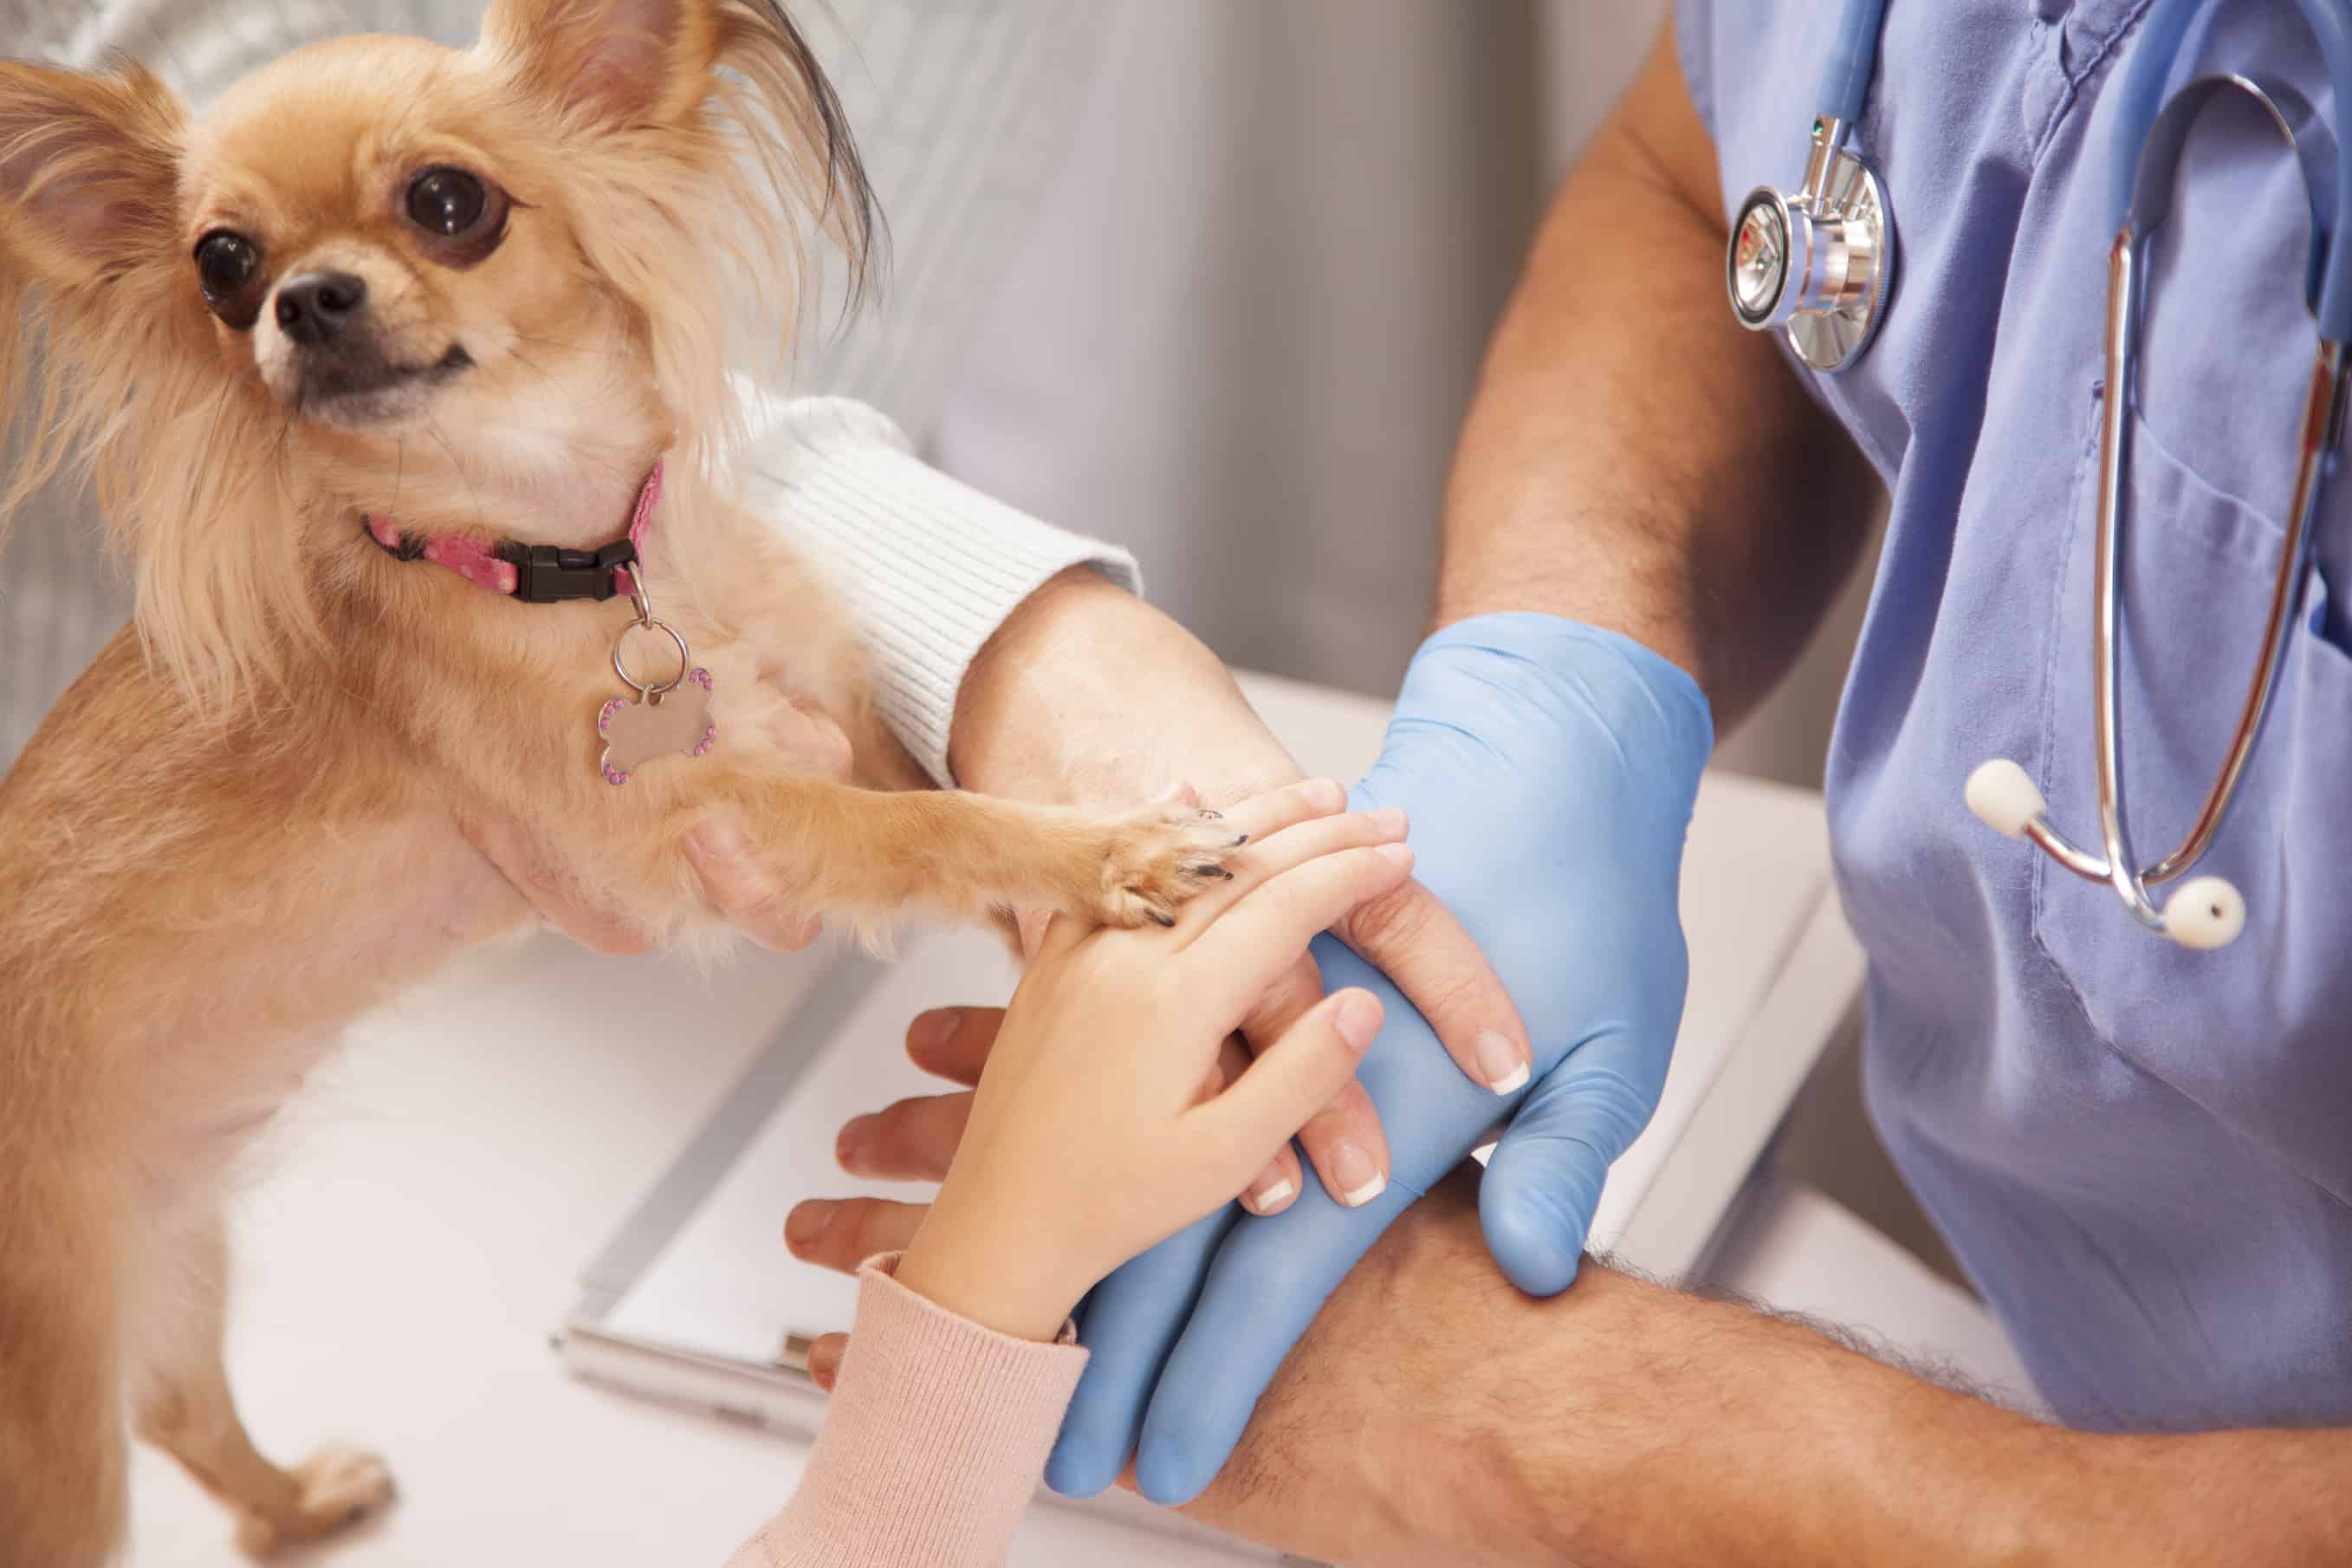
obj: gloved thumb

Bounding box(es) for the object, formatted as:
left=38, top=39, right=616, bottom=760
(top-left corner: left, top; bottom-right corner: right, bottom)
left=1477, top=1024, right=1668, bottom=1295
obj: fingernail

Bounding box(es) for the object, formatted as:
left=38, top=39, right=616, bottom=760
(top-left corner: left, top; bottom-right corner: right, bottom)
left=1328, top=1141, right=1386, bottom=1208
left=808, top=1341, right=842, bottom=1390
left=1476, top=1030, right=1531, bottom=1095
left=1154, top=781, right=1192, bottom=805
left=1370, top=805, right=1408, bottom=834
left=1303, top=779, right=1346, bottom=812
left=1242, top=1171, right=1297, bottom=1215
left=834, top=1118, right=870, bottom=1168
left=908, top=1008, right=961, bottom=1059
left=1374, top=842, right=1414, bottom=868
left=785, top=1201, right=833, bottom=1247
left=1335, top=990, right=1383, bottom=1051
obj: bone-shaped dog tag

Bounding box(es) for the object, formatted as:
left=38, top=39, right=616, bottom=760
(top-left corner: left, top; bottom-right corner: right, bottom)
left=598, top=668, right=716, bottom=786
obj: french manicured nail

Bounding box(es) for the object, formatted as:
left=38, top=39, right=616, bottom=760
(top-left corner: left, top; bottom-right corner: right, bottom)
left=1477, top=1029, right=1531, bottom=1095
left=1370, top=805, right=1409, bottom=833
left=1242, top=1170, right=1297, bottom=1215
left=834, top=1118, right=871, bottom=1168
left=908, top=1008, right=960, bottom=1059
left=1329, top=1140, right=1386, bottom=1208
left=1336, top=991, right=1383, bottom=1052
left=1303, top=778, right=1347, bottom=812
left=786, top=1201, right=834, bottom=1248
left=1374, top=842, right=1415, bottom=868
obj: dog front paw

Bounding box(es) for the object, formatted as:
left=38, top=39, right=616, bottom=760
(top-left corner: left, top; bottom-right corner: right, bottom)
left=235, top=1447, right=396, bottom=1557
left=1092, top=803, right=1246, bottom=928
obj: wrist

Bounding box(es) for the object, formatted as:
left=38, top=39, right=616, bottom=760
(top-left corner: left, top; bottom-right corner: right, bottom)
left=949, top=567, right=1300, bottom=809
left=896, top=1189, right=1089, bottom=1344
left=1403, top=612, right=1714, bottom=793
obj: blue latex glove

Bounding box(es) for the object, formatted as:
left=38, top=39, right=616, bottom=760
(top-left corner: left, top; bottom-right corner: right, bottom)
left=1045, top=612, right=1713, bottom=1504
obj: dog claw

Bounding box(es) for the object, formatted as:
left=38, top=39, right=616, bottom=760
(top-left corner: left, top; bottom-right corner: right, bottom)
left=1187, top=864, right=1234, bottom=879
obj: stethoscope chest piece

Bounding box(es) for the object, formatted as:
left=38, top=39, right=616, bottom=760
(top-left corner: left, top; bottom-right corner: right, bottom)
left=1727, top=115, right=1895, bottom=372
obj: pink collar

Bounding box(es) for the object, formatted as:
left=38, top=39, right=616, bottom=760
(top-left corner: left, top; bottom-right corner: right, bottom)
left=365, top=462, right=664, bottom=604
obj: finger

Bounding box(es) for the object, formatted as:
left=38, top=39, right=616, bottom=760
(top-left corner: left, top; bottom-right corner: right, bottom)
left=1034, top=910, right=1089, bottom=962
left=782, top=1196, right=928, bottom=1276
left=759, top=706, right=855, bottom=783
left=1479, top=1022, right=1671, bottom=1295
left=903, top=1007, right=1004, bottom=1087
left=1335, top=868, right=1532, bottom=1097
left=685, top=817, right=825, bottom=953
left=1205, top=776, right=1349, bottom=849
left=835, top=1092, right=973, bottom=1182
left=807, top=1333, right=847, bottom=1392
left=1173, top=804, right=1408, bottom=936
left=1046, top=1207, right=1239, bottom=1500
left=1232, top=959, right=1326, bottom=1213
left=1215, top=1033, right=1302, bottom=1215
left=1192, top=990, right=1383, bottom=1164
left=1293, top=1075, right=1391, bottom=1210
left=458, top=809, right=655, bottom=956
left=1234, top=954, right=1381, bottom=1208
left=1013, top=904, right=1055, bottom=960
left=1185, top=843, right=1418, bottom=1013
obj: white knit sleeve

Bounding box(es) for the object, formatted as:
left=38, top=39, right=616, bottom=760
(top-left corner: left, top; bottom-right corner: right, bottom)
left=739, top=392, right=1142, bottom=787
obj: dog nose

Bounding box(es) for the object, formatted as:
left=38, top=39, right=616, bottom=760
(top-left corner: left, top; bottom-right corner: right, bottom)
left=275, top=271, right=367, bottom=347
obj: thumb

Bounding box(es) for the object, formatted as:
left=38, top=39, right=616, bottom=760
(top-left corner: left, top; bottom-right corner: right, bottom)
left=1477, top=1025, right=1668, bottom=1296
left=1191, top=988, right=1383, bottom=1162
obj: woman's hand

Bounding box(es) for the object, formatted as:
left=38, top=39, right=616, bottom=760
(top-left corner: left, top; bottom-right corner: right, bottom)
left=888, top=781, right=1412, bottom=1341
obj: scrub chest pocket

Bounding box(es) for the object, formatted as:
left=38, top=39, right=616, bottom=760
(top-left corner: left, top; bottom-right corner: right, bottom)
left=2031, top=397, right=2352, bottom=1209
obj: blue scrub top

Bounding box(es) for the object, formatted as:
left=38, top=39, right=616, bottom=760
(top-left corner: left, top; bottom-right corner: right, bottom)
left=1679, top=0, right=2352, bottom=1428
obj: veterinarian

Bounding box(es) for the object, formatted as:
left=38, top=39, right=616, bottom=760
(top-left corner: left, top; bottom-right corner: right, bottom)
left=779, top=3, right=2352, bottom=1560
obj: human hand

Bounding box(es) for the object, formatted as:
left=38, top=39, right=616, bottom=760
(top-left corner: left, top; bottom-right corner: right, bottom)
left=949, top=567, right=1538, bottom=1217
left=1053, top=612, right=1713, bottom=1502
left=793, top=1070, right=1549, bottom=1568
left=889, top=783, right=1414, bottom=1340
left=461, top=697, right=854, bottom=954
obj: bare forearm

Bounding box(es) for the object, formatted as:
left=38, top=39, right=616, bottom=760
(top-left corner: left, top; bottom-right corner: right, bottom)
left=1191, top=1170, right=2352, bottom=1568
left=1436, top=26, right=1878, bottom=729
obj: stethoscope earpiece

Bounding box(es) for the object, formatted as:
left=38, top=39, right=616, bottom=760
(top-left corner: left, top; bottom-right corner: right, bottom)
left=1966, top=760, right=2247, bottom=950
left=2160, top=877, right=2245, bottom=951
left=1965, top=759, right=2046, bottom=841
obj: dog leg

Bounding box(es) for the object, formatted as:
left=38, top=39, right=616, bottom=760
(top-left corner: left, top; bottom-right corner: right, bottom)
left=715, top=774, right=1246, bottom=929
left=0, top=1170, right=131, bottom=1568
left=133, top=1213, right=394, bottom=1558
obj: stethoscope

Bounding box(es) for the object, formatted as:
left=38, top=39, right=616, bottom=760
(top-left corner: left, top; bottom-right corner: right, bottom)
left=1728, top=0, right=2352, bottom=950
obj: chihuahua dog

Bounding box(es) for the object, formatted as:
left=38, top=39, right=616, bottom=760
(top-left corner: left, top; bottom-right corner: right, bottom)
left=0, top=3, right=1240, bottom=1560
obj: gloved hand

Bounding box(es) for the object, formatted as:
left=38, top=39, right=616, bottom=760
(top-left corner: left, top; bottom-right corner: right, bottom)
left=1046, top=612, right=1713, bottom=1504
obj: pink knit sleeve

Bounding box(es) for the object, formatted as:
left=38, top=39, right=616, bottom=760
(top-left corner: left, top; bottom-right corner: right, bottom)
left=723, top=1254, right=1087, bottom=1568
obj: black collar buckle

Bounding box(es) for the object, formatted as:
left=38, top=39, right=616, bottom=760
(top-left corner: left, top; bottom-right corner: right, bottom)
left=513, top=539, right=638, bottom=604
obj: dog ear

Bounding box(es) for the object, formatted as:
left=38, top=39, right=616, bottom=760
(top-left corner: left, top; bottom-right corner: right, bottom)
left=481, top=0, right=729, bottom=127
left=0, top=62, right=184, bottom=288
left=479, top=0, right=878, bottom=290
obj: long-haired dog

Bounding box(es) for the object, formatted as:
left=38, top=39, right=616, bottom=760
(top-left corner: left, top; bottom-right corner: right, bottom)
left=0, top=4, right=1238, bottom=1560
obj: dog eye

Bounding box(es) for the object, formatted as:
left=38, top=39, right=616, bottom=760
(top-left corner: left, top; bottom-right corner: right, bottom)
left=193, top=230, right=265, bottom=327
left=405, top=168, right=489, bottom=237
